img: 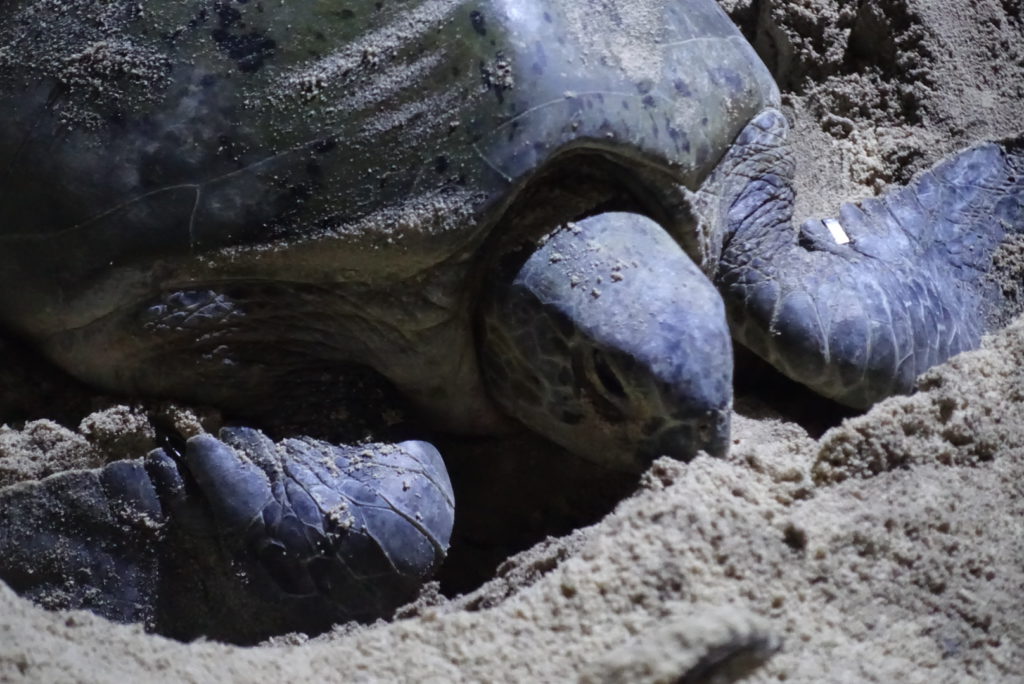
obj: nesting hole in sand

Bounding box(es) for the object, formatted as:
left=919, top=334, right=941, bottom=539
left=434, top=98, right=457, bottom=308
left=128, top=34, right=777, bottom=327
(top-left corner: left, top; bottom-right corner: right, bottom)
left=732, top=343, right=855, bottom=437
left=439, top=344, right=856, bottom=597
left=434, top=434, right=639, bottom=597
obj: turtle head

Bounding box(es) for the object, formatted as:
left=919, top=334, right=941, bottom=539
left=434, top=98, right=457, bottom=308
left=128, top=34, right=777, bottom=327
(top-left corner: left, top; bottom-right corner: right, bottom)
left=479, top=212, right=732, bottom=471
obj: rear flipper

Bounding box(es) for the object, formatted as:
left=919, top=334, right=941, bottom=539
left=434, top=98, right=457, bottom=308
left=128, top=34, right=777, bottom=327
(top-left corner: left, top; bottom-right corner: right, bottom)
left=0, top=428, right=454, bottom=643
left=697, top=108, right=1024, bottom=408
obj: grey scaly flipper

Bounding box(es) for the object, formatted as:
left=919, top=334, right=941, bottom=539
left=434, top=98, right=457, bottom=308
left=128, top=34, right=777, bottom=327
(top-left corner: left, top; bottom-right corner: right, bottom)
left=176, top=428, right=454, bottom=640
left=696, top=108, right=1024, bottom=408
left=0, top=429, right=454, bottom=642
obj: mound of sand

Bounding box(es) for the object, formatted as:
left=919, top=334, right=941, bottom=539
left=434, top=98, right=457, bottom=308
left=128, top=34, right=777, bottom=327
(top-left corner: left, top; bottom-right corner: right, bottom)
left=2, top=0, right=1023, bottom=681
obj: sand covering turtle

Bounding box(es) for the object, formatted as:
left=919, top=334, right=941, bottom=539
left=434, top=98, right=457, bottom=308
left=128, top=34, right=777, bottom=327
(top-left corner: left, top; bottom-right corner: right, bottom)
left=0, top=0, right=1020, bottom=643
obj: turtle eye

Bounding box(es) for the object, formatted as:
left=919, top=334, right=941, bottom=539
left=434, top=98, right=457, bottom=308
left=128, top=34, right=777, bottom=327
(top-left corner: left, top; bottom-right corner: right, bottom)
left=591, top=349, right=626, bottom=399
left=569, top=347, right=626, bottom=422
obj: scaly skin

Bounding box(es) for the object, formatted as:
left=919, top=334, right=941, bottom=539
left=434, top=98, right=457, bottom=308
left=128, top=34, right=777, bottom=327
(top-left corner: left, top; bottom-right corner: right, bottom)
left=481, top=213, right=732, bottom=469
left=0, top=428, right=453, bottom=643
left=696, top=108, right=1024, bottom=408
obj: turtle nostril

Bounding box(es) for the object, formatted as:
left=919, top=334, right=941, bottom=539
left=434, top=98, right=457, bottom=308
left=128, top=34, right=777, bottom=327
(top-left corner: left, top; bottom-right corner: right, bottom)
left=592, top=349, right=626, bottom=398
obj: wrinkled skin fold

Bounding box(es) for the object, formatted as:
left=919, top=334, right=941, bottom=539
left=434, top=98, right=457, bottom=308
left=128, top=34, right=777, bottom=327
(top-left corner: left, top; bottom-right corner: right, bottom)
left=696, top=109, right=1024, bottom=408
left=0, top=429, right=454, bottom=643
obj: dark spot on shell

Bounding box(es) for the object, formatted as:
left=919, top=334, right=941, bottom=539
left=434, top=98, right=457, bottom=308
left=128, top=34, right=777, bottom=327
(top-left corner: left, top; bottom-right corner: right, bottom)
left=673, top=78, right=691, bottom=96
left=199, top=73, right=217, bottom=87
left=543, top=11, right=552, bottom=22
left=469, top=10, right=486, bottom=36
left=636, top=79, right=654, bottom=95
left=188, top=7, right=209, bottom=30
left=213, top=2, right=241, bottom=28
left=340, top=8, right=354, bottom=19
left=211, top=3, right=276, bottom=74
left=212, top=4, right=276, bottom=67
left=434, top=155, right=449, bottom=173
left=313, top=137, right=337, bottom=154
left=668, top=127, right=690, bottom=153
left=708, top=67, right=743, bottom=94
left=642, top=94, right=656, bottom=109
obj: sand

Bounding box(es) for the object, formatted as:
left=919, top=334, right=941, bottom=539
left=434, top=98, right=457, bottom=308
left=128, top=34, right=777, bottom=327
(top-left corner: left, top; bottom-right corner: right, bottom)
left=2, top=0, right=1023, bottom=681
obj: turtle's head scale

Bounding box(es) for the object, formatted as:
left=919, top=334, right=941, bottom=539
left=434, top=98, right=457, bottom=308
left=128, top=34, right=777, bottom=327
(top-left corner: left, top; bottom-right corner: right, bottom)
left=479, top=212, right=732, bottom=471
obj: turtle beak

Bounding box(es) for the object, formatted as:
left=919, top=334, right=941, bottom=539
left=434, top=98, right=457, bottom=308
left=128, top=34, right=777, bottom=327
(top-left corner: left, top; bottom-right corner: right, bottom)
left=479, top=211, right=732, bottom=471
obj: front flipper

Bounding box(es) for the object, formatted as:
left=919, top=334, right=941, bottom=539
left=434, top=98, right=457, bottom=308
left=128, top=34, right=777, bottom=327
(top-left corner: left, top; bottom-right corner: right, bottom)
left=697, top=109, right=1023, bottom=408
left=0, top=428, right=454, bottom=642
left=182, top=428, right=454, bottom=625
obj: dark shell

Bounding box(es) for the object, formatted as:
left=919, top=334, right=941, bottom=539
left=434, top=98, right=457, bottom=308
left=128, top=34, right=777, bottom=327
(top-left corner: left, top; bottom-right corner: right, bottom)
left=0, top=0, right=777, bottom=424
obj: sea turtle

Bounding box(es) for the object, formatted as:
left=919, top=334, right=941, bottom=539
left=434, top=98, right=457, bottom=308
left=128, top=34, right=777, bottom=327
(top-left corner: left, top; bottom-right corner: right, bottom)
left=0, top=0, right=1021, bottom=642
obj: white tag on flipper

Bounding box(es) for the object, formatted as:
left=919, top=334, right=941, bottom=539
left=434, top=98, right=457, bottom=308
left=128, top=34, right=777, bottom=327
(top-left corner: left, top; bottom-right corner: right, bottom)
left=823, top=218, right=851, bottom=245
